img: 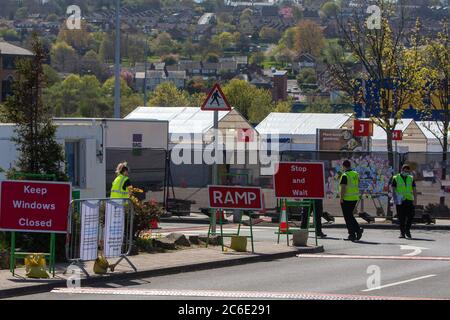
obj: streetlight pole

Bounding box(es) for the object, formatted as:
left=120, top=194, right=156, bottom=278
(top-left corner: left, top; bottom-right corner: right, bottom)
left=114, top=0, right=121, bottom=118
left=143, top=35, right=148, bottom=107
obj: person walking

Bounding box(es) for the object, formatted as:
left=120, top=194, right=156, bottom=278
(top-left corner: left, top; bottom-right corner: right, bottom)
left=340, top=160, right=363, bottom=241
left=391, top=164, right=417, bottom=239
left=110, top=162, right=132, bottom=198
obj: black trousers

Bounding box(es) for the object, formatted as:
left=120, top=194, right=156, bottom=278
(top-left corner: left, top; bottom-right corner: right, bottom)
left=341, top=200, right=360, bottom=236
left=396, top=201, right=415, bottom=235
left=301, top=199, right=323, bottom=234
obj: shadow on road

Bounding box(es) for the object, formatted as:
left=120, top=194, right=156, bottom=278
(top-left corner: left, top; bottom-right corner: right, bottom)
left=408, top=238, right=436, bottom=242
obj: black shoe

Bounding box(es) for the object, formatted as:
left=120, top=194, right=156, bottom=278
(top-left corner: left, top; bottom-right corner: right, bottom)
left=406, top=232, right=412, bottom=239
left=356, top=228, right=364, bottom=240
left=399, top=235, right=406, bottom=239
left=347, top=234, right=356, bottom=242
left=318, top=232, right=327, bottom=238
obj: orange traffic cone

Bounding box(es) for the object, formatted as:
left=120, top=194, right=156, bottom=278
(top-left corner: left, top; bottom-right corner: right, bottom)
left=279, top=201, right=288, bottom=233
left=150, top=219, right=159, bottom=229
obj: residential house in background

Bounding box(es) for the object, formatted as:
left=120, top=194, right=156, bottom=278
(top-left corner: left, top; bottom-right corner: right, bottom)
left=0, top=41, right=33, bottom=102
left=294, top=53, right=316, bottom=73
left=135, top=67, right=187, bottom=92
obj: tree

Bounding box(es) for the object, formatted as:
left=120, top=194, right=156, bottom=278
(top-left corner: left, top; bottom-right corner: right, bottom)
left=259, top=27, right=281, bottom=44
left=80, top=50, right=108, bottom=81
left=102, top=76, right=142, bottom=117
left=297, top=68, right=318, bottom=92
left=211, top=32, right=235, bottom=51
left=274, top=99, right=293, bottom=113
left=206, top=53, right=219, bottom=63
left=278, top=27, right=297, bottom=50
left=248, top=89, right=275, bottom=123
left=223, top=79, right=275, bottom=123
left=148, top=82, right=190, bottom=107
left=3, top=34, right=66, bottom=180
left=294, top=20, right=325, bottom=57
left=42, top=64, right=60, bottom=87
left=320, top=1, right=339, bottom=18
left=188, top=92, right=207, bottom=108
left=57, top=20, right=94, bottom=55
left=99, top=33, right=115, bottom=62
left=420, top=20, right=449, bottom=203
left=327, top=0, right=427, bottom=168
left=0, top=29, right=20, bottom=41
left=249, top=52, right=266, bottom=66
left=15, top=7, right=28, bottom=19
left=50, top=41, right=79, bottom=73
left=274, top=46, right=296, bottom=67
left=151, top=32, right=179, bottom=56
left=182, top=39, right=197, bottom=59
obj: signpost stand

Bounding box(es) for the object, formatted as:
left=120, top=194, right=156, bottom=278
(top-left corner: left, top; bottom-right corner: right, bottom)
left=206, top=209, right=255, bottom=253
left=273, top=162, right=325, bottom=246
left=206, top=185, right=263, bottom=253
left=201, top=83, right=232, bottom=234
left=3, top=173, right=70, bottom=277
left=275, top=199, right=317, bottom=246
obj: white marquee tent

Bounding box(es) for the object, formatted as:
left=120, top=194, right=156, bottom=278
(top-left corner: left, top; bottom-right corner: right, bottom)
left=256, top=113, right=354, bottom=151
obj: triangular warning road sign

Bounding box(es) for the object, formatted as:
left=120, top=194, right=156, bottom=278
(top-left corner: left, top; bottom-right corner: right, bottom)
left=201, top=83, right=232, bottom=111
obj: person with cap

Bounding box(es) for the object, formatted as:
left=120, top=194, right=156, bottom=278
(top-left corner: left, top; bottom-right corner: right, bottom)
left=391, top=164, right=417, bottom=239
left=339, top=160, right=364, bottom=241
left=110, top=162, right=132, bottom=198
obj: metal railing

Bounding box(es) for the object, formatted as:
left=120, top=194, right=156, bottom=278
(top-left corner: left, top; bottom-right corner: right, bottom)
left=65, top=198, right=136, bottom=277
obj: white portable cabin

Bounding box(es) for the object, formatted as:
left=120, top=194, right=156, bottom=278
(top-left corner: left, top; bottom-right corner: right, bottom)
left=0, top=118, right=169, bottom=199
left=256, top=113, right=354, bottom=151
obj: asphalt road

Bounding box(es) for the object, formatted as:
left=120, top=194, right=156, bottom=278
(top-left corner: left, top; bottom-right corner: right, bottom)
left=7, top=227, right=450, bottom=300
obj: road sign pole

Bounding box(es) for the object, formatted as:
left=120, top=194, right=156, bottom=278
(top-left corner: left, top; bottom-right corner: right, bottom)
left=212, top=110, right=219, bottom=233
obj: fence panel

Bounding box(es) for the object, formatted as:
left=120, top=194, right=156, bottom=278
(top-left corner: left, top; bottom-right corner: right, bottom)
left=66, top=198, right=136, bottom=276
left=403, top=152, right=450, bottom=218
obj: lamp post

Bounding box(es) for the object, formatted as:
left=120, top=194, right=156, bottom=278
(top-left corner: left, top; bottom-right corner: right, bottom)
left=114, top=0, right=121, bottom=118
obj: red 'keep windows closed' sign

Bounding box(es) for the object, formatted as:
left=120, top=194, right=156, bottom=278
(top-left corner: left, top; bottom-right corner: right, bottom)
left=0, top=180, right=71, bottom=233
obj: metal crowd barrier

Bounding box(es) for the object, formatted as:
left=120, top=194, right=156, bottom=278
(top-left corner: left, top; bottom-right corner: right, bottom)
left=65, top=198, right=136, bottom=277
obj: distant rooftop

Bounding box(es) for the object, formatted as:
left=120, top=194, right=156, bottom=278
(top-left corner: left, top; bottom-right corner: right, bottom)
left=0, top=42, right=33, bottom=56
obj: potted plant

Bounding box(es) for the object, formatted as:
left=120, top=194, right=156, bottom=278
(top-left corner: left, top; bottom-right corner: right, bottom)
left=129, top=187, right=164, bottom=240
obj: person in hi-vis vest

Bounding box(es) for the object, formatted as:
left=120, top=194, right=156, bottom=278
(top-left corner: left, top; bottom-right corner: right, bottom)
left=391, top=164, right=417, bottom=239
left=339, top=160, right=364, bottom=242
left=110, top=162, right=132, bottom=198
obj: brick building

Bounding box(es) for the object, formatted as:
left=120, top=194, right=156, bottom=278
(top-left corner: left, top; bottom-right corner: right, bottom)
left=0, top=42, right=33, bottom=102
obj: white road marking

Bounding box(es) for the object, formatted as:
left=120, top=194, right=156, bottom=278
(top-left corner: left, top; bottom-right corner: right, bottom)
left=362, top=275, right=437, bottom=292
left=297, top=254, right=450, bottom=261
left=51, top=287, right=439, bottom=300
left=400, top=245, right=429, bottom=256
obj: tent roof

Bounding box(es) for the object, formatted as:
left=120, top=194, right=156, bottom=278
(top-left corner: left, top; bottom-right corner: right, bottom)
left=370, top=119, right=414, bottom=140
left=125, top=107, right=230, bottom=134
left=256, top=113, right=353, bottom=136
left=416, top=121, right=444, bottom=140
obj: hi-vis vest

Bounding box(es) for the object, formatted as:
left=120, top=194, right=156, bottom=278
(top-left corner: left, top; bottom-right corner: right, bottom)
left=110, top=174, right=130, bottom=198
left=393, top=174, right=414, bottom=201
left=340, top=170, right=360, bottom=201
